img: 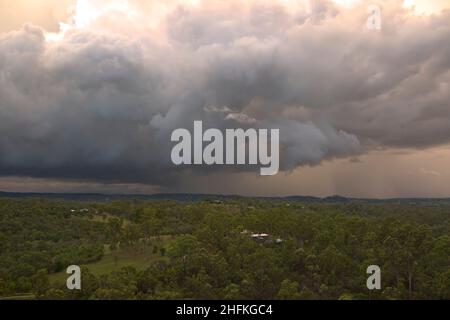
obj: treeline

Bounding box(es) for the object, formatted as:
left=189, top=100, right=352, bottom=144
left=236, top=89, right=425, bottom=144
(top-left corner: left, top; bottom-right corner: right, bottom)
left=0, top=198, right=449, bottom=299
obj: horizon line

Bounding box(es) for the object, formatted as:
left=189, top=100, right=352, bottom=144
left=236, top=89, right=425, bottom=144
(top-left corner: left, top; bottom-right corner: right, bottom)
left=1, top=190, right=450, bottom=201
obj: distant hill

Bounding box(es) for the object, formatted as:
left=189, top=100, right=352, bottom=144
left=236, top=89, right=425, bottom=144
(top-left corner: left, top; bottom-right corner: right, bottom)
left=0, top=191, right=241, bottom=202
left=1, top=191, right=450, bottom=204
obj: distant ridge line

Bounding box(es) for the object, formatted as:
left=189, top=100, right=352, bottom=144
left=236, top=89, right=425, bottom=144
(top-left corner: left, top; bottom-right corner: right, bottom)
left=0, top=191, right=449, bottom=204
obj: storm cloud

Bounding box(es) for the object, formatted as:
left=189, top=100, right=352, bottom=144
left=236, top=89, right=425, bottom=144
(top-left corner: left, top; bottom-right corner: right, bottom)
left=0, top=0, right=449, bottom=189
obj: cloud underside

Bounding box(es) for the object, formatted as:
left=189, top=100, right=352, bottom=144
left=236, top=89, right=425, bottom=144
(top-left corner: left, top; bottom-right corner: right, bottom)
left=0, top=0, right=449, bottom=188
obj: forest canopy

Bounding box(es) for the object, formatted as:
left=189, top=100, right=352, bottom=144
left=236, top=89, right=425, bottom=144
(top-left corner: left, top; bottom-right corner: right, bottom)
left=0, top=198, right=448, bottom=300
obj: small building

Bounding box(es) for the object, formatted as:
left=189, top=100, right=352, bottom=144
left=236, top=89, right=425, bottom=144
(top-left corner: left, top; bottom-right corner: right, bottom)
left=251, top=233, right=270, bottom=241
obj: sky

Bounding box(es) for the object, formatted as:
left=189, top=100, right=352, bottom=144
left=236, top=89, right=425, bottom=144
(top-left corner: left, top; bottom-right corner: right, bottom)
left=0, top=0, right=450, bottom=198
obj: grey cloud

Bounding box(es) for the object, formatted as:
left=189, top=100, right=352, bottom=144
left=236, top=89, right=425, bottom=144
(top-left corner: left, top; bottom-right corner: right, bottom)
left=0, top=1, right=449, bottom=189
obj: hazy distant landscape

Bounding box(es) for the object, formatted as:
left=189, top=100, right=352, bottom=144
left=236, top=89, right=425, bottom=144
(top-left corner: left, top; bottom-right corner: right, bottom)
left=0, top=194, right=448, bottom=300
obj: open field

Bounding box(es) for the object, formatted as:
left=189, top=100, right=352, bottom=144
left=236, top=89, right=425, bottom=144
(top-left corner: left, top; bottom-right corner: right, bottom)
left=49, top=237, right=172, bottom=285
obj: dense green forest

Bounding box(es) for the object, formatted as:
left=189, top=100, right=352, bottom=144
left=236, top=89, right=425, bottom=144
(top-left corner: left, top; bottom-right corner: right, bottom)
left=0, top=198, right=448, bottom=300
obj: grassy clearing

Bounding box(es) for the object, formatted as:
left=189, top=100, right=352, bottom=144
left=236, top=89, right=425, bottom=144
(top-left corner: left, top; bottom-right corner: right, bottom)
left=49, top=236, right=174, bottom=285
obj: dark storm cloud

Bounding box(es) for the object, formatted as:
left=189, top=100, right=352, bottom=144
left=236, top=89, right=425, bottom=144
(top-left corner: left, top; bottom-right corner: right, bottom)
left=0, top=0, right=449, bottom=188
